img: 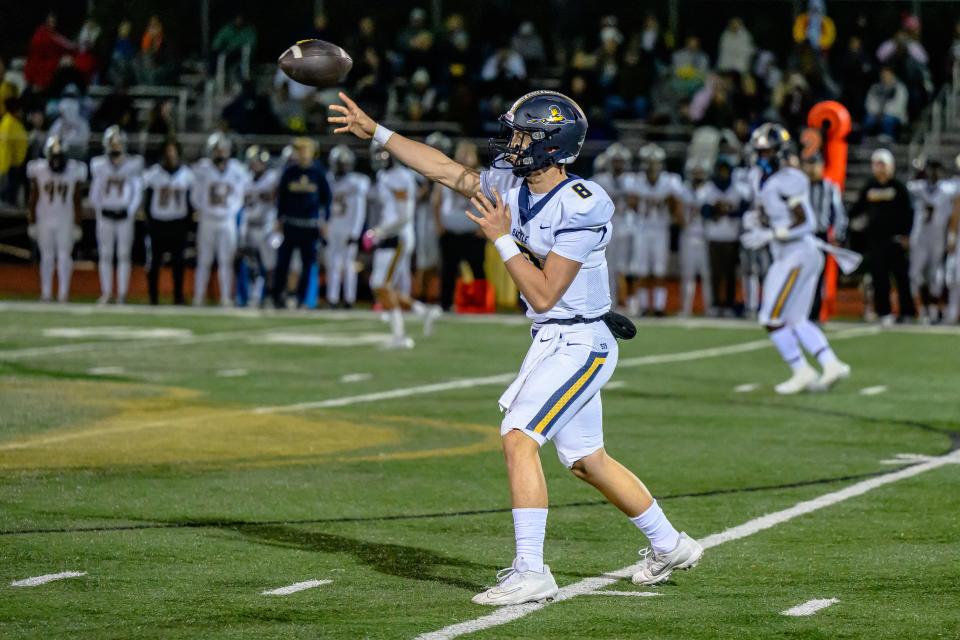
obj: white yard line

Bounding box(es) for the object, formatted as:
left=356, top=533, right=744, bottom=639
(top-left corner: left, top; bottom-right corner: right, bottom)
left=10, top=571, right=87, bottom=587
left=781, top=598, right=840, bottom=617
left=859, top=385, right=888, bottom=396
left=340, top=373, right=372, bottom=383
left=414, top=449, right=960, bottom=640
left=587, top=590, right=661, bottom=597
left=261, top=579, right=332, bottom=596
left=734, top=383, right=759, bottom=393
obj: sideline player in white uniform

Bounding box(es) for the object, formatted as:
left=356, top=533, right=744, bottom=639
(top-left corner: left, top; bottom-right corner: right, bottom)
left=330, top=89, right=703, bottom=604
left=366, top=141, right=440, bottom=348
left=238, top=145, right=280, bottom=307
left=591, top=142, right=635, bottom=307
left=89, top=126, right=143, bottom=304
left=325, top=145, right=369, bottom=308
left=143, top=139, right=194, bottom=305
left=191, top=133, right=250, bottom=306
left=625, top=144, right=682, bottom=316
left=26, top=136, right=86, bottom=302
left=907, top=160, right=956, bottom=323
left=740, top=124, right=851, bottom=393
left=677, top=158, right=712, bottom=316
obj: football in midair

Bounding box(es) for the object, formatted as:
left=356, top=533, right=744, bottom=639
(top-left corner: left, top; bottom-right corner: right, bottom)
left=278, top=39, right=352, bottom=87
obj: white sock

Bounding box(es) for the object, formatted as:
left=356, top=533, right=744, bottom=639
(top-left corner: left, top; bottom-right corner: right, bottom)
left=792, top=320, right=837, bottom=366
left=638, top=288, right=650, bottom=311
left=411, top=300, right=427, bottom=316
left=769, top=326, right=807, bottom=372
left=390, top=308, right=404, bottom=339
left=630, top=500, right=680, bottom=554
left=654, top=286, right=667, bottom=311
left=98, top=259, right=113, bottom=298
left=513, top=508, right=547, bottom=573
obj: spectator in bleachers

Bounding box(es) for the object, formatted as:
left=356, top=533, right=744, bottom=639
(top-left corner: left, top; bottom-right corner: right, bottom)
left=671, top=36, right=710, bottom=95
left=876, top=18, right=931, bottom=119
left=716, top=18, right=755, bottom=75
left=481, top=46, right=526, bottom=89
left=137, top=14, right=175, bottom=85
left=864, top=67, right=908, bottom=139
left=92, top=81, right=137, bottom=131
left=311, top=12, right=331, bottom=42
left=74, top=17, right=102, bottom=83
left=212, top=14, right=257, bottom=81
left=47, top=97, right=89, bottom=161
left=849, top=149, right=916, bottom=324
left=108, top=20, right=137, bottom=86
left=834, top=36, right=873, bottom=123
left=0, top=97, right=28, bottom=206
left=774, top=72, right=814, bottom=136
left=607, top=39, right=655, bottom=119
left=391, top=68, right=440, bottom=122
left=512, top=22, right=546, bottom=73
left=350, top=47, right=389, bottom=117
left=223, top=80, right=282, bottom=134
left=396, top=8, right=436, bottom=77
left=638, top=14, right=669, bottom=65
left=48, top=56, right=87, bottom=99
left=146, top=98, right=176, bottom=137
left=0, top=57, right=20, bottom=116
left=24, top=13, right=75, bottom=92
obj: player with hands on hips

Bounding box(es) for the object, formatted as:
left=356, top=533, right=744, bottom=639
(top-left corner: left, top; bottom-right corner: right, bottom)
left=330, top=89, right=702, bottom=605
left=325, top=144, right=369, bottom=309
left=89, top=126, right=143, bottom=305
left=27, top=135, right=86, bottom=303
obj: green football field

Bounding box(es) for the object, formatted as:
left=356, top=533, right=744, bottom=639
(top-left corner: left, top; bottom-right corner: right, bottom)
left=0, top=302, right=958, bottom=639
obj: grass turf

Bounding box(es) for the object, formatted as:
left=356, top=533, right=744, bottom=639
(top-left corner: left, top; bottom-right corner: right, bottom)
left=0, top=305, right=957, bottom=639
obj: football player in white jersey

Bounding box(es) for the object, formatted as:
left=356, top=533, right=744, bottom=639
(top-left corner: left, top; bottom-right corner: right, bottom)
left=590, top=142, right=635, bottom=307
left=238, top=145, right=280, bottom=307
left=143, top=139, right=193, bottom=305
left=677, top=158, right=712, bottom=316
left=325, top=145, right=370, bottom=308
left=330, top=90, right=702, bottom=605
left=740, top=124, right=851, bottom=394
left=906, top=159, right=956, bottom=323
left=89, top=126, right=144, bottom=304
left=624, top=143, right=683, bottom=316
left=191, top=133, right=250, bottom=306
left=413, top=132, right=449, bottom=299
left=946, top=154, right=960, bottom=323
left=26, top=136, right=86, bottom=302
left=366, top=141, right=441, bottom=348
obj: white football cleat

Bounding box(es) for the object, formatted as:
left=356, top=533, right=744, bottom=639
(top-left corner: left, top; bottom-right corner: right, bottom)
left=422, top=305, right=442, bottom=336
left=817, top=359, right=851, bottom=390
left=382, top=336, right=415, bottom=350
left=96, top=294, right=111, bottom=306
left=472, top=560, right=558, bottom=606
left=774, top=364, right=819, bottom=395
left=632, top=532, right=703, bottom=586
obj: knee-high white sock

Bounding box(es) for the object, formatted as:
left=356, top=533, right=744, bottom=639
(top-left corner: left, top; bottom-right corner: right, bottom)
left=117, top=258, right=131, bottom=300
left=681, top=279, right=695, bottom=315
left=57, top=253, right=73, bottom=302
left=769, top=326, right=807, bottom=372
left=513, top=508, right=547, bottom=573
left=390, top=308, right=405, bottom=338
left=654, top=286, right=667, bottom=311
left=630, top=500, right=680, bottom=554
left=98, top=257, right=113, bottom=298
left=411, top=300, right=427, bottom=316
left=638, top=288, right=650, bottom=311
left=792, top=320, right=837, bottom=366
left=40, top=254, right=54, bottom=300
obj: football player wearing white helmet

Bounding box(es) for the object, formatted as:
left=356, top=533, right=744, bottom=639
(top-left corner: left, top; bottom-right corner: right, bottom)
left=27, top=136, right=86, bottom=302
left=325, top=144, right=369, bottom=308
left=143, top=139, right=193, bottom=304
left=89, top=126, right=144, bottom=304
left=330, top=90, right=702, bottom=605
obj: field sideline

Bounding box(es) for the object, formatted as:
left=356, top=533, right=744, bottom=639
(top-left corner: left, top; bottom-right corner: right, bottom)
left=1, top=302, right=958, bottom=639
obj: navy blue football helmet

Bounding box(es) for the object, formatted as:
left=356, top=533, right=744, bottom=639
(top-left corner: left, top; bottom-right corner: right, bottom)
left=489, top=91, right=588, bottom=177
left=749, top=123, right=792, bottom=178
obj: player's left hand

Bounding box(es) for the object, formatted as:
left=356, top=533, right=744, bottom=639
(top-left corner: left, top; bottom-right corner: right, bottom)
left=466, top=188, right=512, bottom=242
left=72, top=225, right=82, bottom=243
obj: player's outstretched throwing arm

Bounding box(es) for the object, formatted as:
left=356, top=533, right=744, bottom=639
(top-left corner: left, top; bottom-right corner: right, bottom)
left=466, top=188, right=581, bottom=314
left=328, top=92, right=480, bottom=198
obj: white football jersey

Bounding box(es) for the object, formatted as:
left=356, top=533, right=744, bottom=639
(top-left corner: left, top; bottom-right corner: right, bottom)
left=90, top=155, right=144, bottom=216
left=143, top=164, right=194, bottom=221
left=757, top=167, right=817, bottom=257
left=438, top=186, right=476, bottom=234
left=375, top=165, right=417, bottom=242
left=27, top=159, right=87, bottom=221
left=244, top=168, right=281, bottom=230
left=327, top=171, right=370, bottom=240
left=701, top=179, right=746, bottom=242
left=191, top=158, right=250, bottom=221
left=592, top=170, right=637, bottom=237
left=624, top=170, right=682, bottom=228
left=678, top=180, right=709, bottom=237
left=907, top=179, right=956, bottom=239
left=502, top=174, right=614, bottom=323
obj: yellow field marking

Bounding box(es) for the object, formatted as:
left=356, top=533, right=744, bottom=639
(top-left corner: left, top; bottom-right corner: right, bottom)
left=0, top=381, right=500, bottom=470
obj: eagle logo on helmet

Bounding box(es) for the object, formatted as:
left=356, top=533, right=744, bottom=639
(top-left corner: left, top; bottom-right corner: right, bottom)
left=528, top=105, right=574, bottom=126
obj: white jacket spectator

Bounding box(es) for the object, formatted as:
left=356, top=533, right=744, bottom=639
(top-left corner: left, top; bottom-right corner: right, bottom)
left=481, top=48, right=526, bottom=82
left=865, top=69, right=909, bottom=124
left=47, top=98, right=89, bottom=160
left=717, top=18, right=755, bottom=74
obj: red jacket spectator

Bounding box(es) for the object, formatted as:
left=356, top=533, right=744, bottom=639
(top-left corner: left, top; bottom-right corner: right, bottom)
left=24, top=14, right=75, bottom=91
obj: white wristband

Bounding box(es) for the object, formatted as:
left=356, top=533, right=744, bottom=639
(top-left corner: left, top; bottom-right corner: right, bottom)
left=494, top=235, right=520, bottom=262
left=373, top=124, right=394, bottom=146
